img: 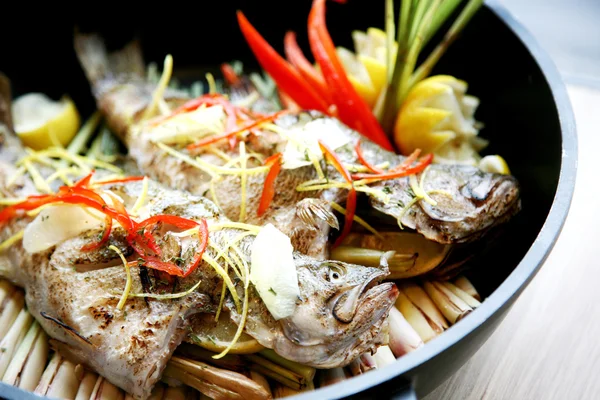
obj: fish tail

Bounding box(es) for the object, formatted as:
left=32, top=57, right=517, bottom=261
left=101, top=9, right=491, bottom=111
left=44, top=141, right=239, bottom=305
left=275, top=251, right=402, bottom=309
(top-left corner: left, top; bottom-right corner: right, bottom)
left=0, top=73, right=26, bottom=161
left=74, top=32, right=152, bottom=139
left=74, top=32, right=146, bottom=90
left=0, top=72, right=14, bottom=131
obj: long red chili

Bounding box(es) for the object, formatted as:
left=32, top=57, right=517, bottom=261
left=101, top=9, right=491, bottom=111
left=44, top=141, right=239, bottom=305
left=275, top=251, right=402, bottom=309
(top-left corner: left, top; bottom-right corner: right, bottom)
left=308, top=0, right=394, bottom=151
left=355, top=139, right=384, bottom=174
left=257, top=153, right=283, bottom=216
left=1, top=174, right=209, bottom=278
left=352, top=153, right=434, bottom=181
left=334, top=187, right=357, bottom=248
left=389, top=149, right=422, bottom=173
left=186, top=110, right=287, bottom=150
left=94, top=176, right=146, bottom=186
left=318, top=140, right=357, bottom=247
left=237, top=11, right=330, bottom=113
left=318, top=140, right=352, bottom=184
left=148, top=94, right=237, bottom=132
left=284, top=31, right=332, bottom=104
left=133, top=217, right=209, bottom=277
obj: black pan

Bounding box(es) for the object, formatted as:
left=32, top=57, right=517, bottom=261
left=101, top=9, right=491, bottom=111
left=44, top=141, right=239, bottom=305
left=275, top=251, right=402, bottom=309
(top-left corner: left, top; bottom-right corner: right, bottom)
left=0, top=0, right=577, bottom=398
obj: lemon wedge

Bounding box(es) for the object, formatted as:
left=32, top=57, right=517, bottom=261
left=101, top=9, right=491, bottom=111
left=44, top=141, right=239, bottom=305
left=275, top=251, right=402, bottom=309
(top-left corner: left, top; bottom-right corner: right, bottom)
left=191, top=312, right=264, bottom=354
left=393, top=75, right=487, bottom=165
left=351, top=28, right=397, bottom=102
left=336, top=47, right=378, bottom=107
left=12, top=93, right=81, bottom=150
left=479, top=155, right=511, bottom=175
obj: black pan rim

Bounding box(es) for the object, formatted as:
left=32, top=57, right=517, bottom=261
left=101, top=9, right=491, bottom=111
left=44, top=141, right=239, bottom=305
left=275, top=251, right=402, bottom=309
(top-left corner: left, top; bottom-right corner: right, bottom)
left=0, top=1, right=578, bottom=399
left=288, top=0, right=578, bottom=398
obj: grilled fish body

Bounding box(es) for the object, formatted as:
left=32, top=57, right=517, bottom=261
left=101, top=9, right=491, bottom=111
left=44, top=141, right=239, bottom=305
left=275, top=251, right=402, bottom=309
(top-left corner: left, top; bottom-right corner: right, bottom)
left=0, top=74, right=398, bottom=399
left=74, top=34, right=521, bottom=253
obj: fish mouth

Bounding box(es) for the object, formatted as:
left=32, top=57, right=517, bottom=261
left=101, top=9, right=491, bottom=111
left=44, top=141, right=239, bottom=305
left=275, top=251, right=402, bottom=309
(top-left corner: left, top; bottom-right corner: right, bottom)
left=352, top=282, right=399, bottom=327
left=332, top=272, right=393, bottom=323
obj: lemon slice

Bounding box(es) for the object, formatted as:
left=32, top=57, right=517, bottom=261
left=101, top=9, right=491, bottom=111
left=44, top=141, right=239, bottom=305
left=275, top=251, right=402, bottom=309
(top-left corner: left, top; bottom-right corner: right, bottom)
left=479, top=155, right=510, bottom=174
left=12, top=93, right=81, bottom=150
left=394, top=75, right=488, bottom=166
left=336, top=47, right=378, bottom=107
left=191, top=312, right=264, bottom=354
left=352, top=28, right=397, bottom=101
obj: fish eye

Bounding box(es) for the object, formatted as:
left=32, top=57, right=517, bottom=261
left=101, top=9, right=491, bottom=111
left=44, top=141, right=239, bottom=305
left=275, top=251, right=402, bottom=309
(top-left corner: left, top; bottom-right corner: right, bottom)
left=324, top=263, right=345, bottom=283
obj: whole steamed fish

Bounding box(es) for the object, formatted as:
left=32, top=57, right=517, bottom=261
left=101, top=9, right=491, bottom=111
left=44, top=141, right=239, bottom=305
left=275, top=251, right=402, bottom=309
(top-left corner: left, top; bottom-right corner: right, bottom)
left=74, top=34, right=521, bottom=258
left=0, top=75, right=397, bottom=399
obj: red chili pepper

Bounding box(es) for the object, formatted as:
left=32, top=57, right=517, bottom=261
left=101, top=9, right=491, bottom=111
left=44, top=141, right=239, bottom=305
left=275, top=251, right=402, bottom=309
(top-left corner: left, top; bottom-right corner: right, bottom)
left=135, top=215, right=200, bottom=231
left=131, top=216, right=208, bottom=277
left=74, top=171, right=95, bottom=188
left=148, top=94, right=238, bottom=132
left=318, top=140, right=352, bottom=184
left=81, top=214, right=112, bottom=251
left=94, top=176, right=146, bottom=186
left=277, top=89, right=301, bottom=112
left=355, top=139, right=384, bottom=174
left=318, top=140, right=356, bottom=246
left=352, top=153, right=434, bottom=181
left=187, top=110, right=288, bottom=150
left=0, top=195, right=54, bottom=224
left=257, top=153, right=283, bottom=216
left=308, top=0, right=394, bottom=151
left=1, top=176, right=210, bottom=278
left=389, top=149, right=421, bottom=173
left=237, top=11, right=330, bottom=113
left=334, top=187, right=356, bottom=248
left=221, top=63, right=241, bottom=85
left=284, top=31, right=332, bottom=104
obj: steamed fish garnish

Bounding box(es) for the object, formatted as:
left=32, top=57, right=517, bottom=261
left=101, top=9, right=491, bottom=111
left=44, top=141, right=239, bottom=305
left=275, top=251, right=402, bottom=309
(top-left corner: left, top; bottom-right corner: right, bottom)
left=0, top=76, right=397, bottom=397
left=74, top=34, right=521, bottom=255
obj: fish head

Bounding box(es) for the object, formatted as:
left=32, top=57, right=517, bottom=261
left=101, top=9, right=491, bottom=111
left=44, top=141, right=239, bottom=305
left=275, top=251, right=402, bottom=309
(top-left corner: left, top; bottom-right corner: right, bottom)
left=273, top=256, right=399, bottom=368
left=418, top=166, right=521, bottom=241
left=372, top=165, right=521, bottom=244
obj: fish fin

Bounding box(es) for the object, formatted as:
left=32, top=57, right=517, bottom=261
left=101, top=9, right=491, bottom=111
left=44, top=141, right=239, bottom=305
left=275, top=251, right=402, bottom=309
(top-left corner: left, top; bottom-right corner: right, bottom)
left=296, top=198, right=340, bottom=231
left=74, top=32, right=146, bottom=89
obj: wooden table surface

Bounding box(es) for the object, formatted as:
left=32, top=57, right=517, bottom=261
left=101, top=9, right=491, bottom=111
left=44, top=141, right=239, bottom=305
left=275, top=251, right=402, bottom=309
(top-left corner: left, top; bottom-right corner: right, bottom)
left=424, top=84, right=599, bottom=399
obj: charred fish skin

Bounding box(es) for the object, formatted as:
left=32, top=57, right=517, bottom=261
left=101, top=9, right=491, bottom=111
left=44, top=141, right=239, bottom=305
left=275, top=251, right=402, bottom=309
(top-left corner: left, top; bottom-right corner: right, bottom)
left=0, top=164, right=398, bottom=397
left=74, top=34, right=521, bottom=249
left=274, top=111, right=522, bottom=244
left=74, top=33, right=336, bottom=260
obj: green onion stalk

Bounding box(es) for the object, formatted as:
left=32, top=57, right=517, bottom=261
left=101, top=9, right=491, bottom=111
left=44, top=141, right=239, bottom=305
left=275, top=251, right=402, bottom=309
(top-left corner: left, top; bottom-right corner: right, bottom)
left=379, top=0, right=485, bottom=134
